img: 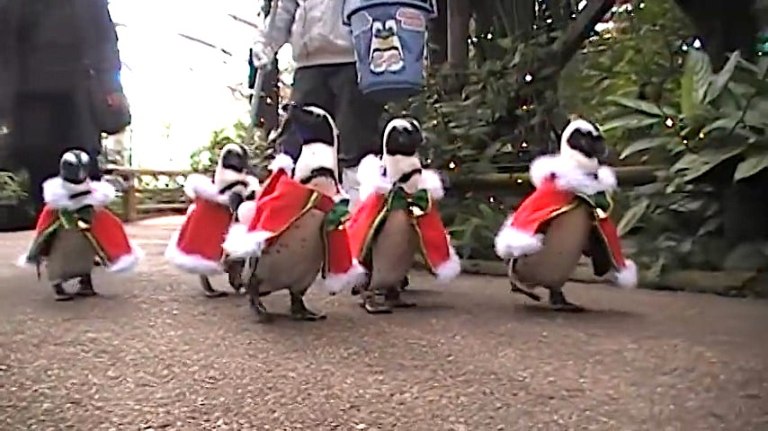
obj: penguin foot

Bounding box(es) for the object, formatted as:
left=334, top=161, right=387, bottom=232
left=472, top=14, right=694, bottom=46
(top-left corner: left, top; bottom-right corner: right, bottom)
left=385, top=288, right=416, bottom=308
left=290, top=292, right=327, bottom=321
left=361, top=292, right=393, bottom=314
left=249, top=295, right=273, bottom=323
left=510, top=282, right=542, bottom=302
left=200, top=276, right=228, bottom=298
left=74, top=275, right=97, bottom=297
left=549, top=290, right=584, bottom=312
left=399, top=276, right=410, bottom=291
left=53, top=283, right=74, bottom=302
left=226, top=259, right=246, bottom=293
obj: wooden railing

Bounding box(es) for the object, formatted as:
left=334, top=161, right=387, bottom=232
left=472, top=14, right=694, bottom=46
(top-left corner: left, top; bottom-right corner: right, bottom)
left=104, top=164, right=664, bottom=222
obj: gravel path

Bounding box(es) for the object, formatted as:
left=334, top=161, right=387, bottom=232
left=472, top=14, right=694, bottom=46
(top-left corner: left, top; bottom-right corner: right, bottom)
left=1, top=216, right=767, bottom=431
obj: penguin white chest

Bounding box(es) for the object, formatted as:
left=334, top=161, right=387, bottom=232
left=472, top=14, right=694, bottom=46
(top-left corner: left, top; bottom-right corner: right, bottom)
left=255, top=208, right=326, bottom=293
left=369, top=209, right=419, bottom=289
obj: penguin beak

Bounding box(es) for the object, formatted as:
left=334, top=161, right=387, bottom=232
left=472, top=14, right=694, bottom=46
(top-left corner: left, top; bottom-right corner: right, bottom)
left=61, top=163, right=88, bottom=184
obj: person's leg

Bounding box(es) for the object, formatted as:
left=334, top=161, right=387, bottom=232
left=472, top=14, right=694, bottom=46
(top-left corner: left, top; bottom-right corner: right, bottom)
left=70, top=90, right=103, bottom=180
left=12, top=94, right=67, bottom=213
left=274, top=65, right=334, bottom=159
left=329, top=63, right=385, bottom=203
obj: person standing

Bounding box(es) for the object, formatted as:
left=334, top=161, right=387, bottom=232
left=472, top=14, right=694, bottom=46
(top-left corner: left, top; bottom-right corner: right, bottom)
left=0, top=0, right=128, bottom=228
left=250, top=0, right=385, bottom=205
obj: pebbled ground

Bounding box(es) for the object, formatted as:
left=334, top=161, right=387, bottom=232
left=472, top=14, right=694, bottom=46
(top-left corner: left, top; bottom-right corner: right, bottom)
left=0, top=216, right=767, bottom=431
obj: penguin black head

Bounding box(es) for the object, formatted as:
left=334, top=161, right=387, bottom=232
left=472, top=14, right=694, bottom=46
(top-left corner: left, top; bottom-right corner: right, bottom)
left=274, top=103, right=337, bottom=164
left=219, top=143, right=249, bottom=174
left=560, top=119, right=608, bottom=170
left=383, top=117, right=423, bottom=157
left=284, top=103, right=340, bottom=185
left=59, top=149, right=91, bottom=185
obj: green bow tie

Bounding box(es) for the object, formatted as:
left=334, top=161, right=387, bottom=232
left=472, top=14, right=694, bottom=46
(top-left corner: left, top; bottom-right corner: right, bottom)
left=325, top=198, right=351, bottom=230
left=59, top=205, right=95, bottom=230
left=577, top=191, right=613, bottom=218
left=389, top=187, right=430, bottom=217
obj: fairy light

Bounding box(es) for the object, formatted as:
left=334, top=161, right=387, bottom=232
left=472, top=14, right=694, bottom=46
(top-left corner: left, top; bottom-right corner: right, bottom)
left=489, top=196, right=496, bottom=203
left=664, top=117, right=675, bottom=128
left=521, top=141, right=529, bottom=149
left=448, top=161, right=456, bottom=170
left=516, top=178, right=524, bottom=184
left=524, top=73, right=534, bottom=83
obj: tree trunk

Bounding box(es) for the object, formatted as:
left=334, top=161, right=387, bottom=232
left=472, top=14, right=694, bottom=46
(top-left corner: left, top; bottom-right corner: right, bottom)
left=447, top=0, right=470, bottom=69
left=428, top=0, right=448, bottom=67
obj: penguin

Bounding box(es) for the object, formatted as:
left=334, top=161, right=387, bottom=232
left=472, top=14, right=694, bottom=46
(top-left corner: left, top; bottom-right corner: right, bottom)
left=223, top=103, right=364, bottom=322
left=165, top=143, right=261, bottom=297
left=17, top=149, right=143, bottom=301
left=494, top=118, right=638, bottom=311
left=347, top=117, right=461, bottom=314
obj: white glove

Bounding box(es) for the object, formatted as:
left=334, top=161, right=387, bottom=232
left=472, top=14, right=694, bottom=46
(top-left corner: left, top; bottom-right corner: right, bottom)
left=251, top=42, right=274, bottom=68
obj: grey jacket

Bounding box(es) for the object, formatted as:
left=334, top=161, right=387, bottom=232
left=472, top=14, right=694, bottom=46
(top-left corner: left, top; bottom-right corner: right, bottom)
left=256, top=0, right=357, bottom=68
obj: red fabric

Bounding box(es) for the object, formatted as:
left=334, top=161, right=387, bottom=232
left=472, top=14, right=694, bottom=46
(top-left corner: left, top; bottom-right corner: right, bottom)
left=246, top=173, right=318, bottom=243
left=346, top=192, right=453, bottom=273
left=326, top=228, right=354, bottom=274
left=175, top=198, right=233, bottom=262
left=506, top=178, right=575, bottom=235
left=508, top=178, right=628, bottom=270
left=346, top=192, right=387, bottom=261
left=414, top=204, right=452, bottom=271
left=29, top=205, right=133, bottom=265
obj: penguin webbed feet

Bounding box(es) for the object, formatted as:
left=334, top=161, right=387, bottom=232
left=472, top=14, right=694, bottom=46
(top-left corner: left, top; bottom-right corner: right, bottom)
left=245, top=272, right=273, bottom=323
left=360, top=289, right=393, bottom=314
left=225, top=258, right=247, bottom=293
left=200, top=275, right=228, bottom=298
left=385, top=286, right=416, bottom=308
left=52, top=274, right=97, bottom=301
left=289, top=290, right=326, bottom=321
left=548, top=289, right=584, bottom=312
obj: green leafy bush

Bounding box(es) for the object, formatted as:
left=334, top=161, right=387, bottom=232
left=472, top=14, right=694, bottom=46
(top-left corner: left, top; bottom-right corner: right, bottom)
left=612, top=50, right=768, bottom=276
left=189, top=120, right=270, bottom=173
left=0, top=170, right=28, bottom=204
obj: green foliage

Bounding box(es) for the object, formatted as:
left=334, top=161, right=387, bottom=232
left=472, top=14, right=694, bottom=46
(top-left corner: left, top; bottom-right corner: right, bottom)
left=612, top=50, right=768, bottom=276
left=189, top=121, right=270, bottom=173
left=441, top=193, right=515, bottom=260
left=562, top=0, right=693, bottom=151
left=0, top=170, right=28, bottom=204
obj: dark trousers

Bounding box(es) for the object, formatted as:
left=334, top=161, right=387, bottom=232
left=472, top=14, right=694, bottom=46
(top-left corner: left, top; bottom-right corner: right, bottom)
left=290, top=63, right=385, bottom=169
left=11, top=92, right=102, bottom=212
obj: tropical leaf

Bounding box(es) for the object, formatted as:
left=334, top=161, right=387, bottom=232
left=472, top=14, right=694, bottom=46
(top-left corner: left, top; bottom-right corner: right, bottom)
left=619, top=137, right=675, bottom=159
left=672, top=145, right=747, bottom=182
left=733, top=151, right=768, bottom=181
left=705, top=51, right=741, bottom=104
left=618, top=197, right=650, bottom=236
left=680, top=49, right=712, bottom=117
left=600, top=114, right=660, bottom=132
left=606, top=96, right=675, bottom=117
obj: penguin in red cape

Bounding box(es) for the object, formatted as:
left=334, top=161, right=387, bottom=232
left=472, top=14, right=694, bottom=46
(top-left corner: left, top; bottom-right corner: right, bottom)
left=494, top=118, right=637, bottom=311
left=346, top=117, right=461, bottom=314
left=16, top=149, right=143, bottom=301
left=165, top=143, right=261, bottom=297
left=223, top=103, right=365, bottom=322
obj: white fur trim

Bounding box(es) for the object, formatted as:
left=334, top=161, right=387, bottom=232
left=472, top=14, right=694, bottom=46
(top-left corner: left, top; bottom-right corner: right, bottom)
left=42, top=177, right=117, bottom=210
left=164, top=231, right=223, bottom=275
left=184, top=174, right=229, bottom=205
left=107, top=241, right=144, bottom=273
left=418, top=169, right=445, bottom=201
left=268, top=153, right=295, bottom=173
left=222, top=224, right=274, bottom=258
left=494, top=222, right=544, bottom=259
left=294, top=143, right=337, bottom=182
left=16, top=252, right=34, bottom=268
left=246, top=175, right=261, bottom=194
left=357, top=154, right=391, bottom=201
left=236, top=201, right=257, bottom=226
left=612, top=259, right=638, bottom=289
left=323, top=260, right=367, bottom=295
left=529, top=154, right=617, bottom=195
left=434, top=244, right=461, bottom=282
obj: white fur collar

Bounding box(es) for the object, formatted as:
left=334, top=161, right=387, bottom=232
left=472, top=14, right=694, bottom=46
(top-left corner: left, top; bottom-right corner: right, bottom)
left=529, top=154, right=617, bottom=196
left=42, top=177, right=117, bottom=210
left=183, top=173, right=230, bottom=205
left=356, top=154, right=445, bottom=202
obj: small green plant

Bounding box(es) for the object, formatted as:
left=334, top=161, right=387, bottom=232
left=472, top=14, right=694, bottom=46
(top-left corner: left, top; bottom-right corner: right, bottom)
left=0, top=170, right=28, bottom=205
left=189, top=120, right=270, bottom=173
